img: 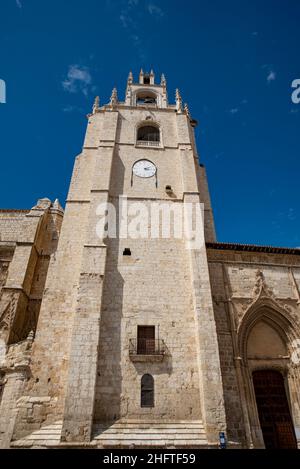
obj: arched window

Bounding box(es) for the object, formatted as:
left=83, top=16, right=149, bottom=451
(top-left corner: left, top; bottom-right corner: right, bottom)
left=136, top=91, right=157, bottom=106
left=141, top=374, right=154, bottom=407
left=137, top=125, right=160, bottom=144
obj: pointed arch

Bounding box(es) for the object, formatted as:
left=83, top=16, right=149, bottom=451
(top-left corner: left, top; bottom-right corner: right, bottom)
left=237, top=301, right=300, bottom=362
left=236, top=302, right=300, bottom=448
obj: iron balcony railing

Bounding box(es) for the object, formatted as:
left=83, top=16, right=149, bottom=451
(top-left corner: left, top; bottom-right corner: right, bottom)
left=136, top=140, right=160, bottom=147
left=129, top=338, right=166, bottom=356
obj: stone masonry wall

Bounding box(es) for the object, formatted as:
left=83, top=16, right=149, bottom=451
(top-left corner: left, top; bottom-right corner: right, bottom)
left=0, top=202, right=63, bottom=446
left=94, top=200, right=202, bottom=422
left=207, top=247, right=300, bottom=447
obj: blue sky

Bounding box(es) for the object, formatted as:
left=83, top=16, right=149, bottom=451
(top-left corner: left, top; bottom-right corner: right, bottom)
left=1, top=0, right=299, bottom=247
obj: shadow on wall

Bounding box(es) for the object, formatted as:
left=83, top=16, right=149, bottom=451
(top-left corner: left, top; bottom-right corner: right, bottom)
left=94, top=148, right=125, bottom=424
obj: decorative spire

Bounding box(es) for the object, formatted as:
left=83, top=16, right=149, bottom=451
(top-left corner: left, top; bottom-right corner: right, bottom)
left=139, top=68, right=144, bottom=84
left=149, top=69, right=155, bottom=85
left=127, top=71, right=133, bottom=85
left=175, top=88, right=183, bottom=113
left=92, top=96, right=100, bottom=114
left=161, top=73, right=166, bottom=87
left=110, top=87, right=118, bottom=107
left=184, top=102, right=191, bottom=119
left=52, top=198, right=64, bottom=213
left=31, top=198, right=51, bottom=210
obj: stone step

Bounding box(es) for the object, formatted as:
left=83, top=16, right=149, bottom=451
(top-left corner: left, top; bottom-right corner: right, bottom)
left=104, top=419, right=203, bottom=424
left=93, top=420, right=205, bottom=428
left=94, top=422, right=204, bottom=429
left=11, top=420, right=208, bottom=448
left=94, top=426, right=205, bottom=432
left=11, top=421, right=63, bottom=447
left=99, top=439, right=207, bottom=447
left=93, top=428, right=206, bottom=435
left=11, top=438, right=60, bottom=448
left=94, top=433, right=205, bottom=440
left=25, top=431, right=62, bottom=439
left=92, top=420, right=208, bottom=447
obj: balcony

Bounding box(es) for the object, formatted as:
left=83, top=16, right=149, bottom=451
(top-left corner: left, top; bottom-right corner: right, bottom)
left=136, top=140, right=160, bottom=147
left=129, top=338, right=166, bottom=362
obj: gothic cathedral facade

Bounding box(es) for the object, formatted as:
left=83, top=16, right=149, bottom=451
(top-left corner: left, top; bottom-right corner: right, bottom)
left=0, top=71, right=300, bottom=449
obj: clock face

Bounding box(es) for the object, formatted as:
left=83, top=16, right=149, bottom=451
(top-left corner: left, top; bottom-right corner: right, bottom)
left=133, top=160, right=156, bottom=178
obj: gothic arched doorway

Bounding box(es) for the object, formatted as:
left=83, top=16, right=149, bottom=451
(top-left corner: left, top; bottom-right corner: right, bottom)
left=253, top=370, right=297, bottom=449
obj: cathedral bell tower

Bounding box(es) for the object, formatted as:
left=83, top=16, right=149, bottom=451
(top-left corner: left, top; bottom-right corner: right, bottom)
left=11, top=70, right=226, bottom=448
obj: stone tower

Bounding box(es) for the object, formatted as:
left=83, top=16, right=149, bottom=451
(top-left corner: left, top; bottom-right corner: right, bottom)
left=2, top=70, right=227, bottom=448
left=2, top=70, right=300, bottom=449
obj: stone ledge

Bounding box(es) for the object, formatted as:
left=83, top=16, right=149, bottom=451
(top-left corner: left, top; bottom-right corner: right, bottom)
left=129, top=354, right=165, bottom=363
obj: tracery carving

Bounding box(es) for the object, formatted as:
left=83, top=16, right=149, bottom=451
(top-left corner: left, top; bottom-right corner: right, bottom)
left=230, top=270, right=298, bottom=326
left=0, top=295, right=17, bottom=333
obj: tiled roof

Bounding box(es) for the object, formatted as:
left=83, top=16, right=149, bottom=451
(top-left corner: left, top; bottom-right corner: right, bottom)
left=206, top=242, right=300, bottom=256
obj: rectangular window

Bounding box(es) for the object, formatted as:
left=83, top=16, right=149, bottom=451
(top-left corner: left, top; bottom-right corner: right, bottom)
left=137, top=326, right=155, bottom=354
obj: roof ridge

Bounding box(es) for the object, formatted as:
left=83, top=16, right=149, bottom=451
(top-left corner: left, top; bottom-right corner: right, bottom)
left=206, top=241, right=300, bottom=255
